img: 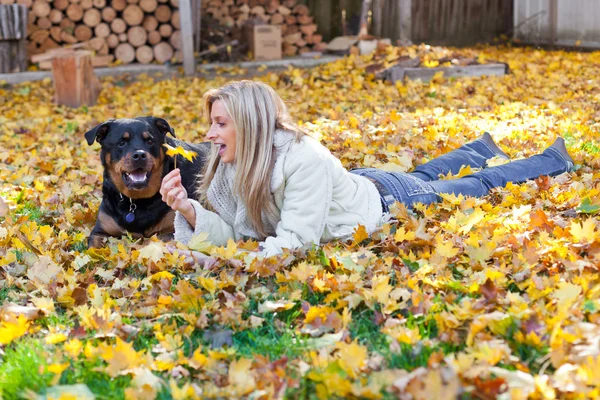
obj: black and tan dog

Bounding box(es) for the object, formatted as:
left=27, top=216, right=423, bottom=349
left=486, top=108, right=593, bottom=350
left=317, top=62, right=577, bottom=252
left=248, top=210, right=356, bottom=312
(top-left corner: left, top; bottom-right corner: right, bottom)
left=84, top=117, right=210, bottom=248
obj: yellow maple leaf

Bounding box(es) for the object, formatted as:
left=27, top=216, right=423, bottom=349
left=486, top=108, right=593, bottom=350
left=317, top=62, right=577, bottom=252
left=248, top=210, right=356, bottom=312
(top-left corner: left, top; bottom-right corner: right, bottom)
left=188, top=348, right=207, bottom=369
left=353, top=224, right=369, bottom=243
left=394, top=226, right=416, bottom=242
left=99, top=337, right=149, bottom=377
left=435, top=237, right=460, bottom=258
left=289, top=262, right=320, bottom=281
left=45, top=332, right=68, bottom=344
left=47, top=362, right=70, bottom=374
left=0, top=315, right=30, bottom=345
left=336, top=341, right=368, bottom=378
left=229, top=358, right=256, bottom=395
left=64, top=339, right=83, bottom=358
left=188, top=232, right=213, bottom=253
left=163, top=143, right=197, bottom=169
left=138, top=242, right=165, bottom=263
left=570, top=219, right=598, bottom=243
left=551, top=282, right=582, bottom=313
left=213, top=238, right=237, bottom=259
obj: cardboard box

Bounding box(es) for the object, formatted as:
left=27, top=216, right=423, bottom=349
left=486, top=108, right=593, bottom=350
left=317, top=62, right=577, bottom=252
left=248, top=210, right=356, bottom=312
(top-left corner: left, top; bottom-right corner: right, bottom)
left=246, top=25, right=282, bottom=61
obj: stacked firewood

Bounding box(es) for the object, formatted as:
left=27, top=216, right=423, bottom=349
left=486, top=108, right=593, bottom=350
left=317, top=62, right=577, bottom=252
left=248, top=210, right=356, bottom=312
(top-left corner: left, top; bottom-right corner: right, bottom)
left=203, top=0, right=326, bottom=56
left=5, top=0, right=184, bottom=65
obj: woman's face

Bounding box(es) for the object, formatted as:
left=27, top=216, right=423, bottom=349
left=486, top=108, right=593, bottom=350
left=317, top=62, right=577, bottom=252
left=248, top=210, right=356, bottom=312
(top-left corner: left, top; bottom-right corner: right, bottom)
left=207, top=99, right=237, bottom=163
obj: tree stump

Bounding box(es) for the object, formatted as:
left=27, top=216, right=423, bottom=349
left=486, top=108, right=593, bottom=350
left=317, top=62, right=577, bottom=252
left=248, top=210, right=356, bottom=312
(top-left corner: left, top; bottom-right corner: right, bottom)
left=51, top=50, right=101, bottom=108
left=0, top=4, right=28, bottom=73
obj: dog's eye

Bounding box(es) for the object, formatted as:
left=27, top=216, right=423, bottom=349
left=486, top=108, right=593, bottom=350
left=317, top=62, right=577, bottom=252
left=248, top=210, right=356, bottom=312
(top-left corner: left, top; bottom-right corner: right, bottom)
left=147, top=139, right=154, bottom=145
left=118, top=140, right=127, bottom=147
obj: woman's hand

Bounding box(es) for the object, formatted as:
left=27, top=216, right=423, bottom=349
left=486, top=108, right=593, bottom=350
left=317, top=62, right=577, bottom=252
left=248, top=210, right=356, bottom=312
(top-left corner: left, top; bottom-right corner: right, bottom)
left=160, top=169, right=196, bottom=226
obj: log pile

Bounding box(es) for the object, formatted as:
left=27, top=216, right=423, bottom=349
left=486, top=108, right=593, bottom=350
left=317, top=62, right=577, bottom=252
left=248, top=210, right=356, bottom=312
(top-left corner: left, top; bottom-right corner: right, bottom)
left=202, top=0, right=326, bottom=57
left=3, top=0, right=184, bottom=65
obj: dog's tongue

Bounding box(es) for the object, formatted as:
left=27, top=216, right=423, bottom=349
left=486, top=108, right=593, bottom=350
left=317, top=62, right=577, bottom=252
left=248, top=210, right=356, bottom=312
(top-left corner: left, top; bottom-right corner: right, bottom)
left=128, top=171, right=147, bottom=182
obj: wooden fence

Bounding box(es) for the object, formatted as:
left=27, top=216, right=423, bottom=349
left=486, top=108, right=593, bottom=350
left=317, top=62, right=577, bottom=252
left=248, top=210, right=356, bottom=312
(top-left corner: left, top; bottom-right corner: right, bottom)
left=306, top=0, right=513, bottom=46
left=514, top=0, right=600, bottom=48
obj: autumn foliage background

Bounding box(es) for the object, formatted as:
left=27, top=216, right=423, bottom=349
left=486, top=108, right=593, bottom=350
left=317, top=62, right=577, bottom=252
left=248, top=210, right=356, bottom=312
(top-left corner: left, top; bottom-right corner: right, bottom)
left=1, top=44, right=600, bottom=399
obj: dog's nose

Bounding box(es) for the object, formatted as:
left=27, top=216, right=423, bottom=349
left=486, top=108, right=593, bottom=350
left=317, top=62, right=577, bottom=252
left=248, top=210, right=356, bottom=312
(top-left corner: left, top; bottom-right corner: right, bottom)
left=132, top=150, right=147, bottom=161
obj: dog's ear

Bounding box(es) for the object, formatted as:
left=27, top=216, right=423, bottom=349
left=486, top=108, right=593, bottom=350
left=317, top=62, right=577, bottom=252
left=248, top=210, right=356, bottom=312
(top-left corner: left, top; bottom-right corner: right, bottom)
left=154, top=117, right=176, bottom=138
left=84, top=120, right=114, bottom=145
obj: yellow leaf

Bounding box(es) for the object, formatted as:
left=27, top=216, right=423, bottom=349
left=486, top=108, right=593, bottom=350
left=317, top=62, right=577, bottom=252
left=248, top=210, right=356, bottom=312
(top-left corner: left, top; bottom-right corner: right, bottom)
left=336, top=341, right=368, bottom=378
left=0, top=315, right=30, bottom=345
left=47, top=362, right=70, bottom=374
left=394, top=226, right=416, bottom=242
left=229, top=358, right=256, bottom=395
left=198, top=276, right=218, bottom=294
left=213, top=238, right=237, bottom=259
left=163, top=144, right=197, bottom=162
left=570, top=219, right=598, bottom=243
left=188, top=232, right=213, bottom=253
left=138, top=242, right=165, bottom=263
left=189, top=348, right=207, bottom=369
left=289, top=262, right=320, bottom=281
left=551, top=282, right=582, bottom=312
left=45, top=332, right=68, bottom=344
left=353, top=224, right=369, bottom=243
left=64, top=339, right=83, bottom=358
left=435, top=238, right=459, bottom=258
left=99, top=337, right=149, bottom=377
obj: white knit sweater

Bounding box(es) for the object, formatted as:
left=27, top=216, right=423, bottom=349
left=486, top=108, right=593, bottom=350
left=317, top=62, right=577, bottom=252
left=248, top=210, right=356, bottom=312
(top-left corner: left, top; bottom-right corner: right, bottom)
left=174, top=130, right=383, bottom=256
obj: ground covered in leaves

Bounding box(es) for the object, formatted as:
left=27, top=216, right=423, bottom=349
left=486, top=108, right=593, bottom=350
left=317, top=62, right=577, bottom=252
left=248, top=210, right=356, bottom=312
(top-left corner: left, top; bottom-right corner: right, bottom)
left=1, top=44, right=600, bottom=399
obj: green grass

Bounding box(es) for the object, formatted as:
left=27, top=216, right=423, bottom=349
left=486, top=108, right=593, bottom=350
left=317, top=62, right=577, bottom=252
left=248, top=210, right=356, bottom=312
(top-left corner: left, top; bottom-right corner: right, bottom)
left=581, top=140, right=600, bottom=154
left=349, top=308, right=462, bottom=371
left=59, top=363, right=133, bottom=400
left=233, top=323, right=307, bottom=359
left=0, top=339, right=169, bottom=400
left=0, top=340, right=53, bottom=399
left=19, top=201, right=44, bottom=224
left=0, top=285, right=16, bottom=302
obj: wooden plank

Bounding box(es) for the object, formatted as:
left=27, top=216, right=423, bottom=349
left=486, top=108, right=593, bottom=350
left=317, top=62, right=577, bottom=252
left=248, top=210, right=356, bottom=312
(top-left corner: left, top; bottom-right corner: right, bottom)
left=309, top=0, right=333, bottom=41
left=0, top=4, right=26, bottom=40
left=549, top=0, right=557, bottom=45
left=178, top=0, right=195, bottom=76
left=371, top=0, right=382, bottom=37
left=399, top=0, right=412, bottom=42
left=387, top=63, right=508, bottom=83
left=0, top=4, right=27, bottom=73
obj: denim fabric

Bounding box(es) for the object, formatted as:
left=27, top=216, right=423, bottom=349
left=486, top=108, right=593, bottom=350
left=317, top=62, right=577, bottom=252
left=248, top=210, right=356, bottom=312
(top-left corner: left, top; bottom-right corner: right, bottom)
left=351, top=139, right=570, bottom=211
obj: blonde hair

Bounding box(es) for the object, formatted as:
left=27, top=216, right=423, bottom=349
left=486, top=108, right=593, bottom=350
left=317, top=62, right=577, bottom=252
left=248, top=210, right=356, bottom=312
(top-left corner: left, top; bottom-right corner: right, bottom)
left=198, top=80, right=305, bottom=239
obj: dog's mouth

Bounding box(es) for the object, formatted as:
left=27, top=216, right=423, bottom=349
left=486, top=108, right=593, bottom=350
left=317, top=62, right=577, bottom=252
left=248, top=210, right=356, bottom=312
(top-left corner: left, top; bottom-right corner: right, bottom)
left=122, top=169, right=151, bottom=189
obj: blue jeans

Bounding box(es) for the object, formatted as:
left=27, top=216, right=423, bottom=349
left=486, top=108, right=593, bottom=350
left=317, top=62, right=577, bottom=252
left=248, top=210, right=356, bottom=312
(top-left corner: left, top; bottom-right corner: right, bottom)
left=351, top=137, right=571, bottom=211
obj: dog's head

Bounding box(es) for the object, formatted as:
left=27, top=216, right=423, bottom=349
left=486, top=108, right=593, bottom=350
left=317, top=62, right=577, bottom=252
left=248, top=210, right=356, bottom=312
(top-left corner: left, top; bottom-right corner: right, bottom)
left=85, top=117, right=175, bottom=199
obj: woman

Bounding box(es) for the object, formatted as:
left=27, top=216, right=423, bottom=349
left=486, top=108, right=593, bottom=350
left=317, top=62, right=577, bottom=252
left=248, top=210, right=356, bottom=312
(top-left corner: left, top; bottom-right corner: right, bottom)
left=160, top=80, right=574, bottom=257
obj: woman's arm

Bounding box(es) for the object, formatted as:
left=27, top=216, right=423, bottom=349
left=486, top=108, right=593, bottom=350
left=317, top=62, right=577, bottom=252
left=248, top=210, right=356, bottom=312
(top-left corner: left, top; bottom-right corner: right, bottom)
left=161, top=169, right=235, bottom=246
left=260, top=150, right=332, bottom=257
left=173, top=199, right=235, bottom=246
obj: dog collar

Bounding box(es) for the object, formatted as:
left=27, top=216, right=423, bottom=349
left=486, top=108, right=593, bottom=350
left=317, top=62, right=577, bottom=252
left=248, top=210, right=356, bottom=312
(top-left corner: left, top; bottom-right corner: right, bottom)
left=119, top=193, right=137, bottom=223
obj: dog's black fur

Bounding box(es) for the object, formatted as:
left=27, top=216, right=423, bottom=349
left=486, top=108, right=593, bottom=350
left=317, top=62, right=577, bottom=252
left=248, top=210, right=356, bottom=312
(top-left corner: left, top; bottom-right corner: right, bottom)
left=84, top=117, right=210, bottom=248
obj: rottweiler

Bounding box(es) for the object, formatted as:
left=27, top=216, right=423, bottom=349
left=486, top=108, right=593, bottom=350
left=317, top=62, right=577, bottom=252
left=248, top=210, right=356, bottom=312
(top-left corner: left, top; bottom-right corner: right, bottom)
left=84, top=117, right=210, bottom=248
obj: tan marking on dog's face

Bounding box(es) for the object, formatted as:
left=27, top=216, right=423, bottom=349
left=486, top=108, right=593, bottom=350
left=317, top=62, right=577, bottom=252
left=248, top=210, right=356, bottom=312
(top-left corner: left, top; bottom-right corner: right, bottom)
left=144, top=209, right=175, bottom=237
left=107, top=155, right=130, bottom=197
left=122, top=132, right=130, bottom=139
left=142, top=131, right=152, bottom=140
left=106, top=148, right=163, bottom=200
